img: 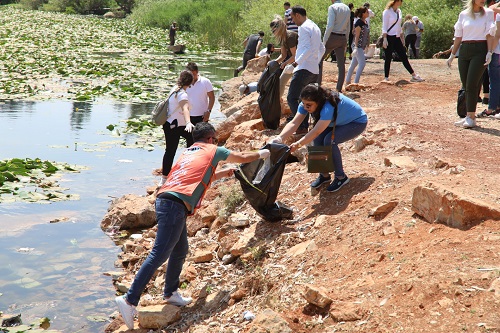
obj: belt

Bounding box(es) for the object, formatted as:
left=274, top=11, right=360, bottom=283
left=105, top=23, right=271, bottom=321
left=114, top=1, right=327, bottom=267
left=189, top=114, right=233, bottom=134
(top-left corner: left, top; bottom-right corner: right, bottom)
left=331, top=33, right=345, bottom=36
left=157, top=192, right=189, bottom=213
left=461, top=40, right=486, bottom=44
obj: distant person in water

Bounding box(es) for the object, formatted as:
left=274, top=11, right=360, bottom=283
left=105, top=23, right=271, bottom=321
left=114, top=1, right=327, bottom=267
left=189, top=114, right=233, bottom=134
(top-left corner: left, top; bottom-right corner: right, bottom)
left=169, top=21, right=178, bottom=46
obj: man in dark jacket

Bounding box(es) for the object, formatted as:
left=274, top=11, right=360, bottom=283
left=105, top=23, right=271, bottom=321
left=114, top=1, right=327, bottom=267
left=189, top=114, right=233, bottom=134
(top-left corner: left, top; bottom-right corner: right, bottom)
left=235, top=31, right=264, bottom=76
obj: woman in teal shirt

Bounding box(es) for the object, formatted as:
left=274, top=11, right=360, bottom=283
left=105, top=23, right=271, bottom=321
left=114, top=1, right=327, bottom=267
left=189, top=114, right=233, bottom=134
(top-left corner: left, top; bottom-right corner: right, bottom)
left=272, top=84, right=367, bottom=192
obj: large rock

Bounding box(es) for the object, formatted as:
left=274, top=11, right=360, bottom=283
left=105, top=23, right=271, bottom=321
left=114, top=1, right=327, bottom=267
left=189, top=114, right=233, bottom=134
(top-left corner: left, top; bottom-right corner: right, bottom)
left=216, top=99, right=262, bottom=142
left=101, top=194, right=156, bottom=230
left=303, top=284, right=333, bottom=308
left=243, top=56, right=269, bottom=75
left=247, top=308, right=292, bottom=333
left=138, top=304, right=181, bottom=329
left=412, top=182, right=500, bottom=229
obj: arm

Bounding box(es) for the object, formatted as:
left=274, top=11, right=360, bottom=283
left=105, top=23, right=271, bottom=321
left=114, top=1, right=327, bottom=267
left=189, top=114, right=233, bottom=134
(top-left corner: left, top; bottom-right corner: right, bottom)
left=275, top=45, right=287, bottom=64
left=382, top=9, right=390, bottom=38
left=290, top=120, right=331, bottom=152
left=276, top=112, right=307, bottom=142
left=242, top=37, right=249, bottom=46
left=323, top=6, right=335, bottom=44
left=492, top=21, right=500, bottom=54
left=203, top=90, right=215, bottom=122
left=225, top=150, right=263, bottom=164
left=214, top=167, right=234, bottom=180
left=255, top=40, right=262, bottom=57
left=450, top=37, right=462, bottom=56
left=353, top=26, right=361, bottom=47
left=179, top=100, right=191, bottom=124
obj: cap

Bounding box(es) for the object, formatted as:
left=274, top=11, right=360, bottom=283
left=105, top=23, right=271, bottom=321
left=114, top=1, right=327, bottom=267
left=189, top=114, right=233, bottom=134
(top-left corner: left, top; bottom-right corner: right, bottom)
left=239, top=84, right=248, bottom=95
left=412, top=16, right=418, bottom=21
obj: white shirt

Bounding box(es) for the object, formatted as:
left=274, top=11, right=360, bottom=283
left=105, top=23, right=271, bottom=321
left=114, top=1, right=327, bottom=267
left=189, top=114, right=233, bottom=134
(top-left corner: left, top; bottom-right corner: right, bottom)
left=323, top=0, right=351, bottom=42
left=295, top=18, right=324, bottom=75
left=258, top=49, right=269, bottom=56
left=166, top=86, right=189, bottom=126
left=366, top=8, right=374, bottom=28
left=186, top=76, right=213, bottom=117
left=382, top=7, right=402, bottom=37
left=415, top=20, right=424, bottom=37
left=454, top=8, right=496, bottom=42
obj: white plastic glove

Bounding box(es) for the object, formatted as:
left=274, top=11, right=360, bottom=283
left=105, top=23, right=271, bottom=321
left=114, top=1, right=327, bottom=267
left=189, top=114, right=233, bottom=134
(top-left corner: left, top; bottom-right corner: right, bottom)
left=185, top=122, right=195, bottom=133
left=485, top=51, right=493, bottom=66
left=284, top=64, right=294, bottom=74
left=382, top=38, right=388, bottom=49
left=447, top=53, right=455, bottom=67
left=269, top=136, right=283, bottom=144
left=258, top=149, right=270, bottom=159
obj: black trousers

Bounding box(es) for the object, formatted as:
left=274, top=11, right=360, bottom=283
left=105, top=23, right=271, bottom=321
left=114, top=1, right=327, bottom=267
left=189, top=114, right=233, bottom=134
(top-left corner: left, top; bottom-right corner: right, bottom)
left=384, top=35, right=414, bottom=78
left=161, top=124, right=194, bottom=177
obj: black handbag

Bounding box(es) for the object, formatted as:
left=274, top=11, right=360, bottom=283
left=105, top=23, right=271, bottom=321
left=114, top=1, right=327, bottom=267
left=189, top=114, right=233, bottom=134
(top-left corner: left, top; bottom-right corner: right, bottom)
left=457, top=88, right=466, bottom=118
left=307, top=99, right=338, bottom=173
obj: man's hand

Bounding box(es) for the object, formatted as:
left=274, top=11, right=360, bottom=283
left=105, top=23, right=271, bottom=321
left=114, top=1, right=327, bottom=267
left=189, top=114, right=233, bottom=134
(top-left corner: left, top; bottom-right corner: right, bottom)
left=269, top=136, right=283, bottom=144
left=203, top=111, right=210, bottom=122
left=185, top=122, right=195, bottom=133
left=258, top=149, right=270, bottom=159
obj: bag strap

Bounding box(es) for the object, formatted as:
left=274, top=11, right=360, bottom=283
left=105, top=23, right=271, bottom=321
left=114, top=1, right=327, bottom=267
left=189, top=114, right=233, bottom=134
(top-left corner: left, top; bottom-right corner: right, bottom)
left=330, top=102, right=338, bottom=144
left=387, top=10, right=399, bottom=34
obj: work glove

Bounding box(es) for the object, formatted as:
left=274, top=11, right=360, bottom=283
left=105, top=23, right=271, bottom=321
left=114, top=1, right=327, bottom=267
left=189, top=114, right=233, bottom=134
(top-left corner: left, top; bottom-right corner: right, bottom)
left=447, top=53, right=455, bottom=67
left=269, top=136, right=283, bottom=144
left=184, top=122, right=195, bottom=133
left=284, top=64, right=294, bottom=74
left=485, top=51, right=493, bottom=66
left=382, top=38, right=388, bottom=49
left=258, top=149, right=270, bottom=159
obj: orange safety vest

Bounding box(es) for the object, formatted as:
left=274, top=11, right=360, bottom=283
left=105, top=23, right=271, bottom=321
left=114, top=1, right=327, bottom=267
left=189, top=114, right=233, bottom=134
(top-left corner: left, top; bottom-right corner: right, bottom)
left=157, top=142, right=218, bottom=213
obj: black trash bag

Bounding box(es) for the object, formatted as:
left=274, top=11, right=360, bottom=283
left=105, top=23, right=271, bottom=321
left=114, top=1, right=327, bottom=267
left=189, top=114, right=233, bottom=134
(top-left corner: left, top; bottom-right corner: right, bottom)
left=234, top=143, right=293, bottom=222
left=457, top=88, right=466, bottom=118
left=257, top=60, right=283, bottom=130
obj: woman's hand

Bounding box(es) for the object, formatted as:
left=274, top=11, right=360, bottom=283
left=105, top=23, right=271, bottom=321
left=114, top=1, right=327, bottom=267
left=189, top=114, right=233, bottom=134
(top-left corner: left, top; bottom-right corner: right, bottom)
left=290, top=142, right=301, bottom=152
left=383, top=37, right=388, bottom=49
left=185, top=122, right=195, bottom=133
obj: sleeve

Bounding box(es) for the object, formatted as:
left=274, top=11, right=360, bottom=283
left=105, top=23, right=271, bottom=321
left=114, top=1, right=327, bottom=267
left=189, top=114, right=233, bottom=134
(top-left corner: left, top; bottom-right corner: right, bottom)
left=288, top=32, right=298, bottom=48
left=203, top=78, right=214, bottom=93
left=216, top=147, right=231, bottom=161
left=382, top=9, right=391, bottom=34
left=369, top=9, right=375, bottom=18
left=178, top=90, right=189, bottom=103
left=454, top=13, right=463, bottom=38
left=295, top=27, right=312, bottom=64
left=487, top=10, right=496, bottom=37
left=297, top=103, right=307, bottom=115
left=323, top=6, right=335, bottom=43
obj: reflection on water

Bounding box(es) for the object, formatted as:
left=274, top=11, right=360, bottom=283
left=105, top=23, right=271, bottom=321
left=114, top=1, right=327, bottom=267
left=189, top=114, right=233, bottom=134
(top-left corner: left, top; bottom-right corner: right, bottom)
left=0, top=52, right=237, bottom=331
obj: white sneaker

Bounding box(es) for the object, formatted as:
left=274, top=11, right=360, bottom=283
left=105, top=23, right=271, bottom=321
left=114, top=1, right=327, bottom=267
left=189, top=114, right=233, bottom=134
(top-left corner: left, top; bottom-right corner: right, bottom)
left=165, top=291, right=192, bottom=306
left=463, top=116, right=476, bottom=128
left=383, top=77, right=390, bottom=82
left=115, top=296, right=136, bottom=329
left=495, top=113, right=500, bottom=119
left=454, top=118, right=466, bottom=126
left=411, top=74, right=424, bottom=82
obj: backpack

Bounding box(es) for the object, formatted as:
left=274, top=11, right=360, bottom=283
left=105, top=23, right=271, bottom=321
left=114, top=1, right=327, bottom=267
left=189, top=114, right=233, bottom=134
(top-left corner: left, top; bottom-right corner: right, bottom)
left=151, top=89, right=179, bottom=126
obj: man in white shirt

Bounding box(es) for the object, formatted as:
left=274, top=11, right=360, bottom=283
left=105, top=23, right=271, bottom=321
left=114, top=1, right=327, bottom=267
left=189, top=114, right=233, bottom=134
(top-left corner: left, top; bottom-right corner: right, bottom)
left=413, top=16, right=424, bottom=59
left=186, top=62, right=215, bottom=124
left=286, top=5, right=325, bottom=134
left=321, top=0, right=351, bottom=92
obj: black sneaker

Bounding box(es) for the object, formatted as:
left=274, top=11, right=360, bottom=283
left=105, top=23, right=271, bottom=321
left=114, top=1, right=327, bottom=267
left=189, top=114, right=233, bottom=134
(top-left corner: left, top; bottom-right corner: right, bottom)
left=327, top=176, right=350, bottom=192
left=311, top=174, right=331, bottom=188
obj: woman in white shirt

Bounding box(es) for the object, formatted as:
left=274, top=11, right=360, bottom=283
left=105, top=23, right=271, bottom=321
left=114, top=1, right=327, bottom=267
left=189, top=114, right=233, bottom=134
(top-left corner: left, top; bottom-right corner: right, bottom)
left=160, top=70, right=195, bottom=185
left=381, top=0, right=423, bottom=82
left=447, top=0, right=495, bottom=128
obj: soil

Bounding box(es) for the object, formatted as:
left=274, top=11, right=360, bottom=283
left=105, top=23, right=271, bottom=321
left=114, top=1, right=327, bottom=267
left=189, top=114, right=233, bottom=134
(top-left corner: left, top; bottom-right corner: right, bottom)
left=112, top=58, right=500, bottom=333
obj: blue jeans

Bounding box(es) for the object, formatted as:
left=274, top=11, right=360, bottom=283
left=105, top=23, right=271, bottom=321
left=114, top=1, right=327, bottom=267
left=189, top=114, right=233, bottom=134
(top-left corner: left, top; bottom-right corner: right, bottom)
left=287, top=69, right=319, bottom=129
left=488, top=53, right=500, bottom=111
left=313, top=121, right=367, bottom=178
left=346, top=47, right=366, bottom=84
left=125, top=198, right=189, bottom=306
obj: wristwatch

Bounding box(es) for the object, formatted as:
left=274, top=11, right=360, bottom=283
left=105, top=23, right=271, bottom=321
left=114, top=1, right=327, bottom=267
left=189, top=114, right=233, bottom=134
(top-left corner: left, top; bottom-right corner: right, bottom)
left=207, top=109, right=211, bottom=113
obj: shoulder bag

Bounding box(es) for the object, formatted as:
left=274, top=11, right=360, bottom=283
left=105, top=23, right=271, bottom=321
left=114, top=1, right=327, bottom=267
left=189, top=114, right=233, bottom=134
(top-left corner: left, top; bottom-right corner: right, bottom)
left=151, top=89, right=179, bottom=126
left=307, top=103, right=338, bottom=173
left=376, top=11, right=399, bottom=48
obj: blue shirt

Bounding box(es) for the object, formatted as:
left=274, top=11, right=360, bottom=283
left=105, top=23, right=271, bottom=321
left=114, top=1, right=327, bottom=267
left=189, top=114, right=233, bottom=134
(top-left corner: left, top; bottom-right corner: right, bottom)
left=298, top=94, right=367, bottom=127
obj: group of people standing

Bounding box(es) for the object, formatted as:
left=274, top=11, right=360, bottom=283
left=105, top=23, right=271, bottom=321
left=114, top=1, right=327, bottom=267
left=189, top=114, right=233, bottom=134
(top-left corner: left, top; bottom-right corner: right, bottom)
left=448, top=0, right=500, bottom=129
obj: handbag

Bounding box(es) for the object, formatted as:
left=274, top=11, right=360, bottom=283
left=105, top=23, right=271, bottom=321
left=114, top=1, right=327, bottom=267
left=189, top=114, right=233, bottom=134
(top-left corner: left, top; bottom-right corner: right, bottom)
left=151, top=89, right=179, bottom=126
left=375, top=11, right=399, bottom=48
left=307, top=99, right=338, bottom=173
left=457, top=88, right=466, bottom=118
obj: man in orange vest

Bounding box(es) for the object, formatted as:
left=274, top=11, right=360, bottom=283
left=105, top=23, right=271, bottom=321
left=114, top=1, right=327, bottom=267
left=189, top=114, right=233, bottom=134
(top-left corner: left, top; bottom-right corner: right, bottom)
left=116, top=122, right=270, bottom=329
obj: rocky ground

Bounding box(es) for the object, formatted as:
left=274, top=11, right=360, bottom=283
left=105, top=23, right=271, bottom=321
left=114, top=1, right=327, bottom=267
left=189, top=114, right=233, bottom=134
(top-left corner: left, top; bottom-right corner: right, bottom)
left=104, top=57, right=500, bottom=333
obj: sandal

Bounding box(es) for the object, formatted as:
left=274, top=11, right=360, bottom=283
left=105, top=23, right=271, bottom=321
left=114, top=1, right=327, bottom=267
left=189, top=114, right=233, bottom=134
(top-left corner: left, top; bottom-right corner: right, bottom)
left=477, top=109, right=494, bottom=118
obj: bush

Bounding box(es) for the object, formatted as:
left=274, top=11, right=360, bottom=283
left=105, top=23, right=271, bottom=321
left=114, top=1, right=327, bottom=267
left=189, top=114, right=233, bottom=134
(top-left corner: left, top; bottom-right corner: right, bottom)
left=20, top=0, right=47, bottom=10
left=42, top=0, right=114, bottom=14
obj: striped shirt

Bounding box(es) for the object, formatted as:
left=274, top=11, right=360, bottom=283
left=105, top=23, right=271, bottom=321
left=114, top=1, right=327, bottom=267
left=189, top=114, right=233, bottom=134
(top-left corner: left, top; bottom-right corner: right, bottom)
left=285, top=8, right=298, bottom=32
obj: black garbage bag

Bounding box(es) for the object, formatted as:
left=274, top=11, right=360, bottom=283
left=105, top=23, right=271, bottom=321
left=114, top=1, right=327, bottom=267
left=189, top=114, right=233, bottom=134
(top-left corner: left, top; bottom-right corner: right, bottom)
left=234, top=143, right=293, bottom=222
left=257, top=60, right=283, bottom=130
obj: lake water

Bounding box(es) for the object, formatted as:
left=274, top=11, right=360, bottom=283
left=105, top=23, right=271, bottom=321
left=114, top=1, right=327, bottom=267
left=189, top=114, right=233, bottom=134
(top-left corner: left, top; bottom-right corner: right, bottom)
left=0, top=55, right=240, bottom=332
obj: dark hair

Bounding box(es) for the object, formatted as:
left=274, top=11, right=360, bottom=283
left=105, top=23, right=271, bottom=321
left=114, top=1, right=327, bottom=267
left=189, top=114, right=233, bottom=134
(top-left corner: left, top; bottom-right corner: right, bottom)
left=299, top=84, right=340, bottom=125
left=349, top=3, right=354, bottom=9
left=193, top=122, right=216, bottom=142
left=354, top=6, right=368, bottom=18
left=177, top=70, right=194, bottom=87
left=291, top=5, right=306, bottom=16
left=284, top=2, right=290, bottom=6
left=363, top=2, right=370, bottom=7
left=186, top=62, right=198, bottom=72
left=258, top=31, right=265, bottom=37
left=266, top=43, right=274, bottom=54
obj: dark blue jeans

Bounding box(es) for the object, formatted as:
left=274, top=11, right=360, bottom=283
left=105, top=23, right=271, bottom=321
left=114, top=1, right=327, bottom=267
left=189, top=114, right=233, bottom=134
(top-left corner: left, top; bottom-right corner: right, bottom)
left=125, top=198, right=189, bottom=306
left=488, top=53, right=500, bottom=111
left=287, top=69, right=319, bottom=129
left=313, top=121, right=367, bottom=178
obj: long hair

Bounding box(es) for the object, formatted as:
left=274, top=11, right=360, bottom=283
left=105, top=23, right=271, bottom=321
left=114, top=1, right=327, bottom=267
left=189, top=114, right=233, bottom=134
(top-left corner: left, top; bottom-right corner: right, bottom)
left=354, top=6, right=368, bottom=19
left=464, top=0, right=485, bottom=17
left=299, top=84, right=340, bottom=125
left=385, top=0, right=401, bottom=10
left=270, top=15, right=288, bottom=45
